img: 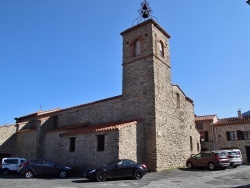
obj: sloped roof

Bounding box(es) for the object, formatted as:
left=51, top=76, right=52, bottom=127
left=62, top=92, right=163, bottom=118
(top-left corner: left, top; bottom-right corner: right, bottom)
left=59, top=119, right=143, bottom=137
left=195, top=115, right=216, bottom=122
left=15, top=95, right=122, bottom=122
left=15, top=108, right=61, bottom=121
left=172, top=84, right=194, bottom=104
left=46, top=122, right=90, bottom=133
left=215, top=115, right=250, bottom=126
left=60, top=95, right=122, bottom=112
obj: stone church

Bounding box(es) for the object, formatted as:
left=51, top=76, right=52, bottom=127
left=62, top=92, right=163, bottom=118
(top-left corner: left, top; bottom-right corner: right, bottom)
left=0, top=6, right=200, bottom=172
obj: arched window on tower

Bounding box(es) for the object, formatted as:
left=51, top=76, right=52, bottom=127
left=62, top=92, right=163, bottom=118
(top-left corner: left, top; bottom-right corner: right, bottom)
left=134, top=40, right=141, bottom=56
left=159, top=41, right=164, bottom=57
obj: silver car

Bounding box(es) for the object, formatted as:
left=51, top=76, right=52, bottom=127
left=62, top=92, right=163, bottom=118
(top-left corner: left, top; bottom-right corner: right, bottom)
left=223, top=150, right=242, bottom=168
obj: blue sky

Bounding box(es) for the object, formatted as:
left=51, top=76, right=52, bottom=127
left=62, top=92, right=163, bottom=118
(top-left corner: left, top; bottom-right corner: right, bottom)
left=0, top=0, right=250, bottom=125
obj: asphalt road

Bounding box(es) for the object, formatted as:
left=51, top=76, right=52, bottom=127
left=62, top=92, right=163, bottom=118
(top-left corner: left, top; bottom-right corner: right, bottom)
left=0, top=165, right=250, bottom=188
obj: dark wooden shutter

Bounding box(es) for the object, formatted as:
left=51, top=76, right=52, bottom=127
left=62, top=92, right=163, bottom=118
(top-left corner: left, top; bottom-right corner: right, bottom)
left=237, top=131, right=243, bottom=140
left=204, top=131, right=209, bottom=142
left=226, top=132, right=230, bottom=141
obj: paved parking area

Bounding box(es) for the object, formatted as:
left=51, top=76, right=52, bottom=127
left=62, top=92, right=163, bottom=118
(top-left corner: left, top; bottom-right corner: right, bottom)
left=0, top=165, right=250, bottom=188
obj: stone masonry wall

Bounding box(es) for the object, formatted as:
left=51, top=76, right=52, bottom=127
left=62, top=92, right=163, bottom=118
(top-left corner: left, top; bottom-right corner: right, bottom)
left=15, top=130, right=37, bottom=159
left=118, top=122, right=138, bottom=161
left=201, top=121, right=214, bottom=151
left=44, top=130, right=119, bottom=172
left=0, top=124, right=16, bottom=155
left=120, top=20, right=200, bottom=171
left=57, top=97, right=122, bottom=127
left=216, top=123, right=250, bottom=163
left=156, top=85, right=200, bottom=170
left=121, top=21, right=158, bottom=170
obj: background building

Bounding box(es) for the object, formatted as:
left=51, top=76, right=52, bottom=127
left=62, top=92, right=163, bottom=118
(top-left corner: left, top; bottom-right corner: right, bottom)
left=195, top=110, right=250, bottom=163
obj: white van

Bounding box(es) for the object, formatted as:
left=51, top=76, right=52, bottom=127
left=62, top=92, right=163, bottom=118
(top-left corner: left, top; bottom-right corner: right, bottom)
left=1, top=157, right=27, bottom=175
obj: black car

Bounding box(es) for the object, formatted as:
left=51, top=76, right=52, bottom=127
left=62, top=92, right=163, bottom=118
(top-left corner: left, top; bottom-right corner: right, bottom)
left=18, top=159, right=73, bottom=178
left=83, top=159, right=147, bottom=182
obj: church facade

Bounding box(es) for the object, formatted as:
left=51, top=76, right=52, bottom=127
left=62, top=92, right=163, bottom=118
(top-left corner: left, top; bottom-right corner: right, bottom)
left=0, top=19, right=200, bottom=172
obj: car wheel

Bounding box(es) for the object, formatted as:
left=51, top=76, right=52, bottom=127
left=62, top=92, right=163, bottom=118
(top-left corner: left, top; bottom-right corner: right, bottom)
left=25, top=171, right=34, bottom=178
left=2, top=169, right=9, bottom=175
left=59, top=170, right=67, bottom=178
left=134, top=169, right=143, bottom=180
left=96, top=171, right=107, bottom=182
left=232, top=165, right=238, bottom=168
left=187, top=162, right=193, bottom=169
left=208, top=163, right=215, bottom=171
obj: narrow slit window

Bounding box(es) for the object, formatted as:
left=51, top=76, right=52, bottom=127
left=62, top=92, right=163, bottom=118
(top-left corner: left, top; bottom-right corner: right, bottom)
left=134, top=40, right=141, bottom=56
left=190, top=136, right=193, bottom=151
left=176, top=93, right=180, bottom=108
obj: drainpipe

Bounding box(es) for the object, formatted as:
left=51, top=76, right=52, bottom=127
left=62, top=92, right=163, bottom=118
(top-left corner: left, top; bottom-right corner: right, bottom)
left=211, top=124, right=215, bottom=150
left=214, top=126, right=218, bottom=150
left=211, top=123, right=219, bottom=150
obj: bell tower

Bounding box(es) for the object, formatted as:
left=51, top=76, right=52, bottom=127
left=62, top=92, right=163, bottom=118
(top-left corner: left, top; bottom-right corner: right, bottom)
left=120, top=1, right=173, bottom=171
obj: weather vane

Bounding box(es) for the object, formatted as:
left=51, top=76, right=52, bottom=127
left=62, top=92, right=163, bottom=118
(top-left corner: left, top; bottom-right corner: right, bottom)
left=133, top=0, right=157, bottom=26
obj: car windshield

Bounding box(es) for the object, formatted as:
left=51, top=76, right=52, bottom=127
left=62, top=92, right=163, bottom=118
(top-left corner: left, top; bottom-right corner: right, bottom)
left=215, top=153, right=227, bottom=157
left=228, top=151, right=238, bottom=155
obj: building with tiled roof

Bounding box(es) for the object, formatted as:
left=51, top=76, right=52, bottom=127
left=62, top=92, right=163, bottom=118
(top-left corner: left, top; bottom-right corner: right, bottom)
left=0, top=4, right=200, bottom=172
left=194, top=110, right=250, bottom=163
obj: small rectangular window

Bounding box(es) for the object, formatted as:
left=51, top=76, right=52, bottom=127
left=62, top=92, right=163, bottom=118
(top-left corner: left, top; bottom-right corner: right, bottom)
left=197, top=143, right=199, bottom=152
left=226, top=131, right=237, bottom=141
left=196, top=123, right=204, bottom=129
left=97, top=135, right=105, bottom=151
left=237, top=131, right=244, bottom=140
left=69, top=137, right=76, bottom=152
left=244, top=131, right=250, bottom=140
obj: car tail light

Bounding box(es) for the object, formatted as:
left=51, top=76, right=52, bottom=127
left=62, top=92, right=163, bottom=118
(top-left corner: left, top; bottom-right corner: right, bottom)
left=21, top=161, right=29, bottom=167
left=142, top=164, right=147, bottom=168
left=214, top=155, right=220, bottom=161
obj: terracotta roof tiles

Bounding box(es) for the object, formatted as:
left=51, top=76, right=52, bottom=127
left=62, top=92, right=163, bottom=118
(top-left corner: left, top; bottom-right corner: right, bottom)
left=215, top=115, right=250, bottom=126
left=46, top=122, right=90, bottom=133
left=59, top=119, right=142, bottom=137
left=195, top=115, right=216, bottom=122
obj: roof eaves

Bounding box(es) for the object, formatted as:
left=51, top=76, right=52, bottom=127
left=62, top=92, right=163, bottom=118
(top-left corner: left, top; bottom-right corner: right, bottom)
left=59, top=119, right=143, bottom=137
